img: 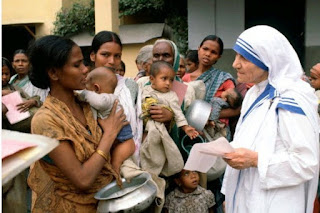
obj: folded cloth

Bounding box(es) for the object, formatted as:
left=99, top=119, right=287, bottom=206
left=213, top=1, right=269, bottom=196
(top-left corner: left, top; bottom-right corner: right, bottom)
left=140, top=120, right=184, bottom=177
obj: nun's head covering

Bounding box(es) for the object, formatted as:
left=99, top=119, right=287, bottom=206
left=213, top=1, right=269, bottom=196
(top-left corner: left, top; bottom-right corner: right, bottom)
left=233, top=25, right=318, bottom=131
left=154, top=39, right=180, bottom=73
left=233, top=25, right=304, bottom=93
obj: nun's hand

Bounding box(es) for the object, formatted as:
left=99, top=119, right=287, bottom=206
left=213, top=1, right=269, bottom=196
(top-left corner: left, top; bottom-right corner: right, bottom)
left=223, top=148, right=258, bottom=170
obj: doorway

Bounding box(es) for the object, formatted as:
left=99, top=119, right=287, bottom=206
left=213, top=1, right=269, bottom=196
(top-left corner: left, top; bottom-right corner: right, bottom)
left=245, top=0, right=305, bottom=66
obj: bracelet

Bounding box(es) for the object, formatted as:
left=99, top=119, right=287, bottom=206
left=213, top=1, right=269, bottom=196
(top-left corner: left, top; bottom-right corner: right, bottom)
left=96, top=149, right=108, bottom=161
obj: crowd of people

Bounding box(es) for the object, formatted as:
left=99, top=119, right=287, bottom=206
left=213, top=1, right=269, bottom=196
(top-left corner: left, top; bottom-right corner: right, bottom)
left=2, top=25, right=320, bottom=213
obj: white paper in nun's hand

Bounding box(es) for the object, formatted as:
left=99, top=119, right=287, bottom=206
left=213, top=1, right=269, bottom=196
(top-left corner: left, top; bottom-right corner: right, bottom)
left=184, top=137, right=234, bottom=173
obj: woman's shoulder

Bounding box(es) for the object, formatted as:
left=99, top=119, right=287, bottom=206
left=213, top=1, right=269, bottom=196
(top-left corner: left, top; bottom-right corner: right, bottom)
left=136, top=76, right=150, bottom=89
left=125, top=77, right=138, bottom=88
left=8, top=74, right=18, bottom=84
left=182, top=73, right=192, bottom=82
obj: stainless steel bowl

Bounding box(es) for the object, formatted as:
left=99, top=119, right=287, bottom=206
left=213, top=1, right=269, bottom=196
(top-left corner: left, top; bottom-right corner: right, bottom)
left=95, top=173, right=157, bottom=213
left=185, top=100, right=212, bottom=131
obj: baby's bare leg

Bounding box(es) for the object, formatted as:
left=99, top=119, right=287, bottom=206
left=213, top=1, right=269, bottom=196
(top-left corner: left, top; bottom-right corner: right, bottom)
left=111, top=138, right=135, bottom=175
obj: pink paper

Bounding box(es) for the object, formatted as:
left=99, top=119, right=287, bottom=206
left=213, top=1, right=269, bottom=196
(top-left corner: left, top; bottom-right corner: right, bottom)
left=2, top=91, right=30, bottom=124
left=171, top=80, right=188, bottom=106
left=2, top=139, right=36, bottom=159
left=184, top=137, right=234, bottom=173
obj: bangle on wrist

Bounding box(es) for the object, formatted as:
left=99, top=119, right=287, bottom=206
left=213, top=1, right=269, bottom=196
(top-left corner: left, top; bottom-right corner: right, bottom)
left=96, top=149, right=108, bottom=161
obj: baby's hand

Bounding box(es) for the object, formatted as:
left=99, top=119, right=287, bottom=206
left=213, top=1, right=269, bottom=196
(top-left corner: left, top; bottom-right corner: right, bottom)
left=206, top=120, right=216, bottom=128
left=182, top=125, right=199, bottom=139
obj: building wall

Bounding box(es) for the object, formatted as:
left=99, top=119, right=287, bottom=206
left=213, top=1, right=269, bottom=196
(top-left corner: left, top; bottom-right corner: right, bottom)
left=188, top=0, right=244, bottom=76
left=188, top=0, right=320, bottom=77
left=305, top=0, right=320, bottom=73
left=2, top=0, right=62, bottom=36
left=122, top=38, right=157, bottom=78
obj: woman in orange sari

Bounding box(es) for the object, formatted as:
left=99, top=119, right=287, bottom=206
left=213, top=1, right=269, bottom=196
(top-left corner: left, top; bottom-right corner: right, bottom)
left=27, top=35, right=128, bottom=212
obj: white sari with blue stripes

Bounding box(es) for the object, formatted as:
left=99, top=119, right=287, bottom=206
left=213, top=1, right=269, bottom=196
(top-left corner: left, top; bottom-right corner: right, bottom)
left=222, top=80, right=319, bottom=213
left=222, top=25, right=319, bottom=213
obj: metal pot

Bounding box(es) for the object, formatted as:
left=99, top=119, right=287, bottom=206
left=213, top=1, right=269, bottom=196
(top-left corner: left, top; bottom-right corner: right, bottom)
left=185, top=100, right=212, bottom=131
left=95, top=173, right=157, bottom=213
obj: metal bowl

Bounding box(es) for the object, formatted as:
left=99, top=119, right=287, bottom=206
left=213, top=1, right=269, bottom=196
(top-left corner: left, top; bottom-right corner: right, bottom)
left=95, top=173, right=157, bottom=213
left=185, top=100, right=212, bottom=131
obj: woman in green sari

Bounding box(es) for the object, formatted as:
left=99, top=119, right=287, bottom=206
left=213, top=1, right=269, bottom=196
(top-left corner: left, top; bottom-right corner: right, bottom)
left=9, top=49, right=49, bottom=102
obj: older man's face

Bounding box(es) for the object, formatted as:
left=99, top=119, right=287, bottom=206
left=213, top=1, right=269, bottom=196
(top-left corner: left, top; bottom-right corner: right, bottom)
left=152, top=42, right=174, bottom=66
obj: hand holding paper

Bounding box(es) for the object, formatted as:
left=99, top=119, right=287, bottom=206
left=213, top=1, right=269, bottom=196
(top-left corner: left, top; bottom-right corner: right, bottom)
left=223, top=148, right=258, bottom=169
left=2, top=91, right=30, bottom=124
left=184, top=137, right=234, bottom=173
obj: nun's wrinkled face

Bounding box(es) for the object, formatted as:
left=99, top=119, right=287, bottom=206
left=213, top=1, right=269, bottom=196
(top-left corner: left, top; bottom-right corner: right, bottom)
left=233, top=53, right=268, bottom=84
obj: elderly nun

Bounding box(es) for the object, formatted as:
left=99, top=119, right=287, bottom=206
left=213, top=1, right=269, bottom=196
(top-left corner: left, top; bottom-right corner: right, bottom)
left=221, top=25, right=319, bottom=213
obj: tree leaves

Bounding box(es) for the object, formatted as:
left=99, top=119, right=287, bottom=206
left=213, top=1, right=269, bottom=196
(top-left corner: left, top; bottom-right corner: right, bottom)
left=53, top=0, right=95, bottom=37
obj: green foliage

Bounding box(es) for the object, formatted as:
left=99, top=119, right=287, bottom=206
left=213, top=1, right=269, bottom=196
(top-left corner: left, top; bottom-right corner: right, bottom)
left=166, top=15, right=188, bottom=55
left=53, top=0, right=95, bottom=37
left=119, top=0, right=188, bottom=54
left=53, top=0, right=188, bottom=54
left=119, top=0, right=165, bottom=17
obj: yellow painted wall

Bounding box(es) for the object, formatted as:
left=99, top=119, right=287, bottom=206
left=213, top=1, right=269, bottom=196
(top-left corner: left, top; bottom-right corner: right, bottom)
left=2, top=0, right=63, bottom=36
left=95, top=0, right=119, bottom=33
left=2, top=0, right=159, bottom=78
left=122, top=38, right=157, bottom=78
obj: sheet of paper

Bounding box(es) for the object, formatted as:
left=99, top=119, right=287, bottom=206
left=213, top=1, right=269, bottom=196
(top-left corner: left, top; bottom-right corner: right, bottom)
left=2, top=139, right=37, bottom=159
left=2, top=91, right=30, bottom=124
left=2, top=130, right=59, bottom=185
left=184, top=137, right=234, bottom=173
left=171, top=80, right=188, bottom=106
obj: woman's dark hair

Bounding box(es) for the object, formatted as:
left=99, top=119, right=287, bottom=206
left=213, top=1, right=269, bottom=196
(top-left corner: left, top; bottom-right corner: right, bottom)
left=28, top=35, right=76, bottom=89
left=2, top=57, right=15, bottom=76
left=199, top=35, right=224, bottom=55
left=120, top=60, right=126, bottom=72
left=91, top=31, right=122, bottom=54
left=186, top=50, right=199, bottom=64
left=13, top=49, right=28, bottom=59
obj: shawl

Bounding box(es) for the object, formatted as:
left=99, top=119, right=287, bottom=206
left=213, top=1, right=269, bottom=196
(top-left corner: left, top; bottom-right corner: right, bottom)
left=197, top=67, right=234, bottom=103
left=9, top=74, right=30, bottom=88
left=28, top=94, right=118, bottom=212
left=153, top=39, right=182, bottom=82
left=222, top=25, right=319, bottom=213
left=9, top=74, right=49, bottom=102
left=115, top=76, right=143, bottom=165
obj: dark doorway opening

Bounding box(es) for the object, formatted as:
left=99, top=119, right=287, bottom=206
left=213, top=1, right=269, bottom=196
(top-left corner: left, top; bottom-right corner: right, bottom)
left=2, top=25, right=35, bottom=61
left=245, top=0, right=305, bottom=66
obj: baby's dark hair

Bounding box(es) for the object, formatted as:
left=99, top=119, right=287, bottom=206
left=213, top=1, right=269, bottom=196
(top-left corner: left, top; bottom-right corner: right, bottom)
left=150, top=61, right=174, bottom=77
left=226, top=88, right=243, bottom=109
left=185, top=50, right=199, bottom=64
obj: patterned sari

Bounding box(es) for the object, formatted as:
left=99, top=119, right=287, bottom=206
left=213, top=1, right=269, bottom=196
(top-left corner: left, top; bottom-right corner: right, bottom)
left=28, top=94, right=119, bottom=213
left=197, top=67, right=235, bottom=103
